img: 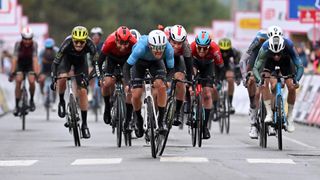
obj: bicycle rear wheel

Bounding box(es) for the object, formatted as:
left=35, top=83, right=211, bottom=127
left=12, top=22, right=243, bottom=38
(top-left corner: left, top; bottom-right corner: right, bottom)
left=147, top=97, right=156, bottom=158
left=159, top=97, right=175, bottom=155
left=224, top=92, right=230, bottom=134
left=276, top=95, right=283, bottom=150
left=218, top=95, right=224, bottom=134
left=69, top=94, right=81, bottom=147
left=196, top=95, right=203, bottom=147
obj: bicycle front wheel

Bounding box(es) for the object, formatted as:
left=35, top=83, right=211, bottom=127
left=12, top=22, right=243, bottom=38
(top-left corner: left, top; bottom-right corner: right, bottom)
left=224, top=92, right=230, bottom=134
left=276, top=95, right=283, bottom=150
left=147, top=97, right=156, bottom=158
left=196, top=95, right=203, bottom=147
left=69, top=94, right=81, bottom=147
left=116, top=95, right=126, bottom=148
left=21, top=87, right=28, bottom=130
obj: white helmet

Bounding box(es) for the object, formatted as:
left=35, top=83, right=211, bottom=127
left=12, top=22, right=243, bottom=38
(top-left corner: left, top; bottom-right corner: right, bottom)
left=130, top=29, right=141, bottom=40
left=21, top=27, right=33, bottom=39
left=148, top=30, right=167, bottom=46
left=90, top=27, right=103, bottom=35
left=267, top=25, right=283, bottom=38
left=170, top=25, right=187, bottom=42
left=268, top=36, right=285, bottom=53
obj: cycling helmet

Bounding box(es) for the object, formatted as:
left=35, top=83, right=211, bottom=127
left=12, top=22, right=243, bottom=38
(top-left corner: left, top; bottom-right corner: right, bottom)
left=90, top=27, right=103, bottom=35
left=256, top=30, right=268, bottom=40
left=115, top=26, right=132, bottom=41
left=130, top=29, right=141, bottom=40
left=268, top=35, right=285, bottom=53
left=72, top=26, right=88, bottom=41
left=44, top=38, right=55, bottom=48
left=267, top=25, right=283, bottom=38
left=148, top=30, right=167, bottom=51
left=195, top=31, right=211, bottom=46
left=21, top=27, right=33, bottom=39
left=170, top=25, right=187, bottom=42
left=218, top=38, right=232, bottom=50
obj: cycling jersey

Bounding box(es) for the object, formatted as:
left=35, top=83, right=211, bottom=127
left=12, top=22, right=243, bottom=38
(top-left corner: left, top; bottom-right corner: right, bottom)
left=172, top=40, right=193, bottom=81
left=220, top=48, right=241, bottom=70
left=253, top=38, right=304, bottom=83
left=39, top=47, right=58, bottom=75
left=127, top=35, right=174, bottom=68
left=190, top=41, right=223, bottom=66
left=13, top=41, right=38, bottom=72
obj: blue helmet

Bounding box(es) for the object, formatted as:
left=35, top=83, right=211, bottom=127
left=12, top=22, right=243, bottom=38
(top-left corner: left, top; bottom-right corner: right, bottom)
left=195, top=31, right=211, bottom=46
left=256, top=30, right=268, bottom=40
left=44, top=38, right=55, bottom=48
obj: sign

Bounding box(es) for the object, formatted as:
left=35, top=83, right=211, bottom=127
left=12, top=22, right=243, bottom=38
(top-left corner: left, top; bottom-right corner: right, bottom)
left=289, top=0, right=320, bottom=19
left=261, top=0, right=313, bottom=32
left=300, top=9, right=320, bottom=23
left=235, top=12, right=260, bottom=40
left=0, top=0, right=17, bottom=24
left=212, top=20, right=234, bottom=42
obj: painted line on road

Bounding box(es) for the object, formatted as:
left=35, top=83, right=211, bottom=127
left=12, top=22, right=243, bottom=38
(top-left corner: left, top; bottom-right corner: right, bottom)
left=71, top=158, right=122, bottom=165
left=246, top=159, right=295, bottom=164
left=160, top=157, right=209, bottom=163
left=283, top=136, right=317, bottom=149
left=0, top=160, right=38, bottom=166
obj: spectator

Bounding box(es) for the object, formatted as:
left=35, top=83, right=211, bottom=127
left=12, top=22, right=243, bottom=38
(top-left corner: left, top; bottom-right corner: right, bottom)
left=0, top=50, right=12, bottom=75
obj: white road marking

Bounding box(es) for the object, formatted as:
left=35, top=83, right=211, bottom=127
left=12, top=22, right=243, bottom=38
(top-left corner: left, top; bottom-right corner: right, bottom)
left=0, top=160, right=38, bottom=166
left=71, top=158, right=122, bottom=165
left=160, top=157, right=209, bottom=163
left=283, top=136, right=317, bottom=149
left=246, top=158, right=295, bottom=164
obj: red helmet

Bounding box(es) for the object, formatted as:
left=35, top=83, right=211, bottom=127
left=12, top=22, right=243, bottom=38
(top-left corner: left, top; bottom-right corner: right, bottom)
left=115, top=26, right=131, bottom=42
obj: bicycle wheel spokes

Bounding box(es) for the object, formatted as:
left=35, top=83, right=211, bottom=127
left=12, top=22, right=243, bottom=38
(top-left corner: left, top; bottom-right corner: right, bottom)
left=115, top=95, right=124, bottom=148
left=159, top=98, right=175, bottom=155
left=224, top=93, right=230, bottom=134
left=197, top=96, right=203, bottom=148
left=147, top=97, right=157, bottom=158
left=276, top=96, right=283, bottom=150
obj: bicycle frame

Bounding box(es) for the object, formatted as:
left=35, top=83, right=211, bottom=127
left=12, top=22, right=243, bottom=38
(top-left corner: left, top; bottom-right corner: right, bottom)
left=273, top=69, right=287, bottom=126
left=143, top=71, right=158, bottom=130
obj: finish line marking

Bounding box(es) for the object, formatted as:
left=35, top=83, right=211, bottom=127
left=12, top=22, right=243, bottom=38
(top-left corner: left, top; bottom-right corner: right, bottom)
left=0, top=160, right=38, bottom=166
left=246, top=159, right=295, bottom=164
left=71, top=158, right=122, bottom=165
left=160, top=157, right=209, bottom=163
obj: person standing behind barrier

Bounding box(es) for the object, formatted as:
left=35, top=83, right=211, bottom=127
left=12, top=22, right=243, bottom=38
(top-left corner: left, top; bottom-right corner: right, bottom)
left=1, top=50, right=13, bottom=75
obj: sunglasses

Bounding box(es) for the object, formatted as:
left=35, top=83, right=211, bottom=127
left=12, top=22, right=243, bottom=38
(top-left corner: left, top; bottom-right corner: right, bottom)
left=22, top=38, right=32, bottom=41
left=118, top=40, right=130, bottom=45
left=73, top=40, right=86, bottom=45
left=150, top=44, right=166, bottom=52
left=196, top=45, right=210, bottom=51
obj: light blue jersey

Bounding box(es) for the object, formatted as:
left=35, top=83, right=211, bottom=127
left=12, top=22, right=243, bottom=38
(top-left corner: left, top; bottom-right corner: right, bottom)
left=127, top=35, right=174, bottom=68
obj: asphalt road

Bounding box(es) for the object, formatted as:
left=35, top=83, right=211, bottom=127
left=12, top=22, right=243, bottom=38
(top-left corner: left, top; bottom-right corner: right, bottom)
left=0, top=106, right=320, bottom=180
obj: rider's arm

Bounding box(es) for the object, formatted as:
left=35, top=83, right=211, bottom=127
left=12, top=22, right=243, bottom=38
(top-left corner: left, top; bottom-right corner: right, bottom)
left=124, top=43, right=145, bottom=83
left=32, top=41, right=40, bottom=74
left=165, top=42, right=175, bottom=80
left=252, top=43, right=268, bottom=83
left=52, top=38, right=71, bottom=77
left=286, top=39, right=304, bottom=81
left=10, top=42, right=19, bottom=74
left=87, top=39, right=101, bottom=78
left=183, top=41, right=193, bottom=81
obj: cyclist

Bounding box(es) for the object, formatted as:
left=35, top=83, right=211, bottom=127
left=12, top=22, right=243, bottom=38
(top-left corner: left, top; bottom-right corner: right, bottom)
left=38, top=38, right=58, bottom=95
left=167, top=25, right=193, bottom=126
left=123, top=30, right=174, bottom=138
left=253, top=29, right=304, bottom=133
left=239, top=30, right=268, bottom=138
left=130, top=29, right=141, bottom=40
left=98, top=26, right=137, bottom=133
left=51, top=26, right=101, bottom=139
left=90, top=27, right=104, bottom=52
left=190, top=31, right=224, bottom=139
left=9, top=27, right=39, bottom=116
left=218, top=38, right=242, bottom=114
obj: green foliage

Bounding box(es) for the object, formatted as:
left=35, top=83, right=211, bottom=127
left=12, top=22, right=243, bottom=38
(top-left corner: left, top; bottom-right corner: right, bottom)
left=19, top=0, right=230, bottom=43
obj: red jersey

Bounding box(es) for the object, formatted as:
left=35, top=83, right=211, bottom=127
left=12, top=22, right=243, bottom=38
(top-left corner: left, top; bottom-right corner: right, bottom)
left=101, top=32, right=137, bottom=57
left=191, top=41, right=223, bottom=65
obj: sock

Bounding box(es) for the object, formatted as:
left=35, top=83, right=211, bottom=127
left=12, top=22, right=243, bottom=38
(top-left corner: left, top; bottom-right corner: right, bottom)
left=204, top=108, right=211, bottom=126
left=249, top=95, right=256, bottom=109
left=104, top=96, right=110, bottom=111
left=175, top=100, right=183, bottom=113
left=158, top=106, right=166, bottom=123
left=126, top=103, right=133, bottom=123
left=16, top=98, right=20, bottom=108
left=228, top=95, right=233, bottom=105
left=81, top=111, right=87, bottom=126
left=213, top=101, right=218, bottom=111
left=59, top=93, right=65, bottom=103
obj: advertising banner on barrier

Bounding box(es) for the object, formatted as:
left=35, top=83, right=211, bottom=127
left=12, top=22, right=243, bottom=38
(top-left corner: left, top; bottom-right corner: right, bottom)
left=0, top=0, right=17, bottom=24
left=261, top=0, right=313, bottom=32
left=235, top=12, right=260, bottom=40
left=0, top=4, right=21, bottom=34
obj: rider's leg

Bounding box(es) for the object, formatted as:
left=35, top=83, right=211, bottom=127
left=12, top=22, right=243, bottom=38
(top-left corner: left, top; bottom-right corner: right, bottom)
left=226, top=70, right=235, bottom=113
left=173, top=72, right=185, bottom=126
left=285, top=78, right=296, bottom=132
left=203, top=87, right=213, bottom=139
left=13, top=73, right=23, bottom=116
left=263, top=74, right=274, bottom=123
left=124, top=85, right=133, bottom=131
left=102, top=76, right=115, bottom=124
left=131, top=87, right=144, bottom=138
left=57, top=73, right=67, bottom=118
left=154, top=78, right=167, bottom=130
left=28, top=73, right=36, bottom=111
left=78, top=86, right=90, bottom=138
left=247, top=75, right=258, bottom=138
left=38, top=74, right=46, bottom=95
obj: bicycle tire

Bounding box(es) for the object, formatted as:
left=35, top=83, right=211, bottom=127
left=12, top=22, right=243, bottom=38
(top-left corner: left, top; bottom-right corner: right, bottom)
left=219, top=94, right=224, bottom=134
left=21, top=87, right=28, bottom=130
left=69, top=94, right=81, bottom=147
left=224, top=92, right=230, bottom=134
left=261, top=101, right=267, bottom=148
left=197, top=95, right=203, bottom=148
left=147, top=97, right=156, bottom=158
left=45, top=86, right=50, bottom=121
left=159, top=97, right=175, bottom=155
left=276, top=95, right=283, bottom=150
